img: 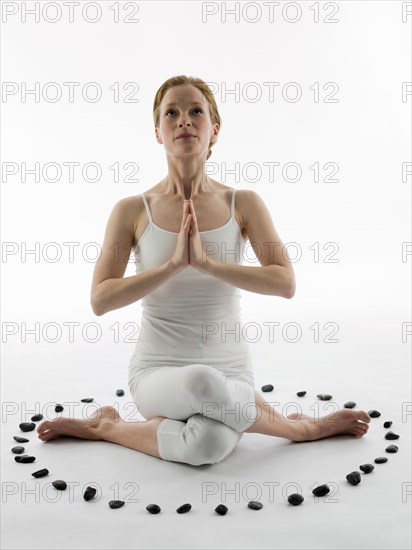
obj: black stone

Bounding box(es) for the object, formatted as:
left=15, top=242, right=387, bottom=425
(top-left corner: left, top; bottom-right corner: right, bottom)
left=261, top=384, right=274, bottom=393
left=383, top=421, right=393, bottom=428
left=359, top=463, right=374, bottom=474
left=215, top=504, right=228, bottom=515
left=146, top=504, right=161, bottom=514
left=52, top=480, right=67, bottom=490
left=368, top=410, right=381, bottom=418
left=15, top=455, right=36, bottom=463
left=83, top=486, right=97, bottom=501
left=296, top=391, right=306, bottom=397
left=31, top=414, right=43, bottom=422
left=81, top=398, right=94, bottom=403
left=13, top=436, right=29, bottom=443
left=317, top=394, right=332, bottom=401
left=386, top=445, right=398, bottom=453
left=55, top=404, right=64, bottom=413
left=19, top=422, right=36, bottom=432
left=288, top=493, right=304, bottom=506
left=385, top=431, right=400, bottom=440
left=116, top=389, right=125, bottom=397
left=374, top=457, right=388, bottom=464
left=176, top=503, right=192, bottom=514
left=11, top=446, right=25, bottom=454
left=346, top=471, right=361, bottom=485
left=344, top=401, right=356, bottom=409
left=109, top=500, right=125, bottom=509
left=248, top=501, right=263, bottom=510
left=312, top=484, right=330, bottom=497
left=32, top=468, right=49, bottom=478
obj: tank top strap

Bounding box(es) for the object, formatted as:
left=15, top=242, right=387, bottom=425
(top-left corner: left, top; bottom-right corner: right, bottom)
left=140, top=194, right=153, bottom=224
left=231, top=189, right=236, bottom=218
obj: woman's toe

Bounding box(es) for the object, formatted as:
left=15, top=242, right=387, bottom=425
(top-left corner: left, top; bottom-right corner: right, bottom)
left=358, top=411, right=371, bottom=423
left=37, top=421, right=50, bottom=434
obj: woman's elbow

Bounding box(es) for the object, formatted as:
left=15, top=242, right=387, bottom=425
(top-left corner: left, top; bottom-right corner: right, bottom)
left=90, top=293, right=105, bottom=316
left=284, top=274, right=296, bottom=299
left=285, top=288, right=295, bottom=299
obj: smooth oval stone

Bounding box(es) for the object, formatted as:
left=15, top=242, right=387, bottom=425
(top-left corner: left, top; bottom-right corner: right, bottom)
left=383, top=421, right=392, bottom=428
left=52, top=480, right=67, bottom=490
left=176, top=503, right=192, bottom=514
left=346, top=471, right=361, bottom=485
left=32, top=468, right=49, bottom=478
left=55, top=404, right=64, bottom=413
left=359, top=463, right=374, bottom=474
left=296, top=391, right=306, bottom=397
left=31, top=414, right=43, bottom=422
left=261, top=384, right=274, bottom=392
left=215, top=504, right=228, bottom=515
left=386, top=445, right=398, bottom=453
left=248, top=501, right=263, bottom=510
left=11, top=446, right=25, bottom=454
left=116, top=389, right=125, bottom=397
left=19, top=422, right=36, bottom=432
left=312, top=484, right=330, bottom=497
left=385, top=431, right=400, bottom=440
left=13, top=436, right=29, bottom=443
left=15, top=455, right=35, bottom=463
left=344, top=401, right=356, bottom=409
left=368, top=410, right=381, bottom=418
left=109, top=500, right=124, bottom=509
left=81, top=398, right=94, bottom=403
left=288, top=493, right=304, bottom=506
left=146, top=504, right=161, bottom=514
left=317, top=394, right=332, bottom=401
left=374, top=457, right=388, bottom=464
left=83, top=486, right=97, bottom=501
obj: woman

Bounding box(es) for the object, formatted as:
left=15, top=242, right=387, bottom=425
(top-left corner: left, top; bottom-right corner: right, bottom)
left=37, top=75, right=370, bottom=465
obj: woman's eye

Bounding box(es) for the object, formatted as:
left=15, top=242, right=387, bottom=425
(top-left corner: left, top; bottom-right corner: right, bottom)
left=165, top=108, right=203, bottom=116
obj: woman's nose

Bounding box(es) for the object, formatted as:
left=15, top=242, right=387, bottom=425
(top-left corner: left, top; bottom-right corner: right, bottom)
left=178, top=114, right=192, bottom=125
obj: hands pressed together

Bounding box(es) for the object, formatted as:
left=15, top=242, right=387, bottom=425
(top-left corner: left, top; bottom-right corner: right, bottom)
left=170, top=199, right=209, bottom=273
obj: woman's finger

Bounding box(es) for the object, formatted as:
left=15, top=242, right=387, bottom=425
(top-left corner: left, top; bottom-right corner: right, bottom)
left=181, top=202, right=189, bottom=226
left=189, top=202, right=198, bottom=230
left=185, top=213, right=191, bottom=230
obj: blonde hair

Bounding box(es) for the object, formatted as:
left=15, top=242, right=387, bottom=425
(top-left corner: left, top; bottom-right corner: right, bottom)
left=153, top=75, right=221, bottom=161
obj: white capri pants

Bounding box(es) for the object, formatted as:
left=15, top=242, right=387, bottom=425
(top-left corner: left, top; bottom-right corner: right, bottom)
left=129, top=363, right=258, bottom=466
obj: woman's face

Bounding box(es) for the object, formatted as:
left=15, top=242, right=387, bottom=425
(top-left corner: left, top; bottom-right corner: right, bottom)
left=155, top=84, right=219, bottom=159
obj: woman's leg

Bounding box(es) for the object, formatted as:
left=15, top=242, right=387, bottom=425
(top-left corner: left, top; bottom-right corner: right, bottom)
left=37, top=406, right=241, bottom=466
left=37, top=406, right=165, bottom=458
left=38, top=364, right=250, bottom=466
left=244, top=390, right=371, bottom=441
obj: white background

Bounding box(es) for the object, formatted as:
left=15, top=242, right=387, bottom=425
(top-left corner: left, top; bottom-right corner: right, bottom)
left=1, top=1, right=411, bottom=549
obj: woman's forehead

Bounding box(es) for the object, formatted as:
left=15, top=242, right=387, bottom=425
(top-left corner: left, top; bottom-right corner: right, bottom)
left=162, top=85, right=206, bottom=105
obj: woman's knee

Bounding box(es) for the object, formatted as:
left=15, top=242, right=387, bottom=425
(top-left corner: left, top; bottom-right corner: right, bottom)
left=185, top=416, right=242, bottom=466
left=182, top=364, right=225, bottom=401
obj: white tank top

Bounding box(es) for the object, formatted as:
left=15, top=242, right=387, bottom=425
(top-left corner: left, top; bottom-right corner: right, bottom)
left=128, top=189, right=255, bottom=388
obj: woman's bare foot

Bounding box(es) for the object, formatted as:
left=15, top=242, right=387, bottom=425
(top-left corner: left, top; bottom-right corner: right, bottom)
left=37, top=406, right=122, bottom=442
left=287, top=409, right=371, bottom=442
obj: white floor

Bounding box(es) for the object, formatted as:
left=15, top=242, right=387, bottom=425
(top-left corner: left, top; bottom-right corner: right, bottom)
left=1, top=308, right=411, bottom=550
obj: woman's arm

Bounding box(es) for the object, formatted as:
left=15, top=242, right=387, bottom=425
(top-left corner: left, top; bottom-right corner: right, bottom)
left=92, top=261, right=178, bottom=316
left=198, top=190, right=296, bottom=298
left=202, top=261, right=293, bottom=297
left=90, top=198, right=180, bottom=316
